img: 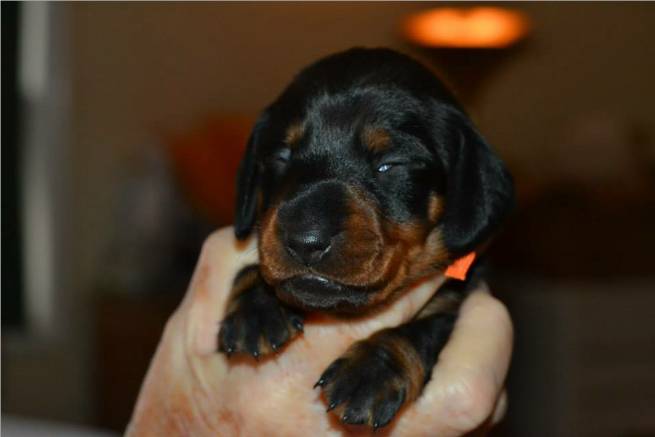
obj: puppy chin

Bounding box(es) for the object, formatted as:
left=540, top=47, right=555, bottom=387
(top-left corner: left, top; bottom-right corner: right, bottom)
left=277, top=275, right=372, bottom=313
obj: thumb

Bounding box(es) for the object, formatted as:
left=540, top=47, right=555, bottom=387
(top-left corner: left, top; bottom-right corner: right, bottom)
left=181, top=227, right=258, bottom=356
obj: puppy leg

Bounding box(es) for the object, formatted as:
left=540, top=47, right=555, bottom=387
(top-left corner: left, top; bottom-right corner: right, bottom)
left=218, top=265, right=305, bottom=359
left=315, top=278, right=477, bottom=429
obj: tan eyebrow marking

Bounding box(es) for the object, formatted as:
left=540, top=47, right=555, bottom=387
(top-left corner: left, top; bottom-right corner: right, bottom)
left=284, top=122, right=305, bottom=148
left=427, top=194, right=444, bottom=223
left=362, top=126, right=391, bottom=152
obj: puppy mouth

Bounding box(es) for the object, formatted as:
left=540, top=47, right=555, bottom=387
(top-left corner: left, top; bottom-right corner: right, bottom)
left=277, top=274, right=372, bottom=312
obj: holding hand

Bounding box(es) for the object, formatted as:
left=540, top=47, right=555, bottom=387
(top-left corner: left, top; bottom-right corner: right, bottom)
left=127, top=228, right=512, bottom=436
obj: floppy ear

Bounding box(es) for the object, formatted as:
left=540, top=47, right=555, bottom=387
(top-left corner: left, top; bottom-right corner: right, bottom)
left=439, top=111, right=515, bottom=257
left=234, top=113, right=269, bottom=240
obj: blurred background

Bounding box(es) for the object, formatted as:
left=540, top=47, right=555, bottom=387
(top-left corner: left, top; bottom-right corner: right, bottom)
left=2, top=2, right=654, bottom=436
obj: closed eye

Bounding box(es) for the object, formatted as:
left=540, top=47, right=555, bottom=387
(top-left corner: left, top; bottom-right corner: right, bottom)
left=376, top=159, right=427, bottom=173
left=275, top=147, right=291, bottom=164
left=377, top=163, right=396, bottom=173
left=269, top=147, right=292, bottom=174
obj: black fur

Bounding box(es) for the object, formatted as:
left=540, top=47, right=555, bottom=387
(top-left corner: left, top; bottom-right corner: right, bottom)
left=222, top=47, right=513, bottom=429
left=234, top=114, right=268, bottom=239
left=233, top=47, right=512, bottom=255
left=315, top=265, right=483, bottom=428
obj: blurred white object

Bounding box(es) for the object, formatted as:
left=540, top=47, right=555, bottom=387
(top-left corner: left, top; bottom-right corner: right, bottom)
left=2, top=415, right=116, bottom=437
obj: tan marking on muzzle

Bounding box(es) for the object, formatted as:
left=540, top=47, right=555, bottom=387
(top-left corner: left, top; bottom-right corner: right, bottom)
left=257, top=185, right=452, bottom=312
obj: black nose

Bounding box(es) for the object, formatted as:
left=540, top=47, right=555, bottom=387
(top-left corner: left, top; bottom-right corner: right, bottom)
left=285, top=229, right=332, bottom=266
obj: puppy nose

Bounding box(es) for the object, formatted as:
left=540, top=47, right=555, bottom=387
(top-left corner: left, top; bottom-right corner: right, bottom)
left=285, top=229, right=332, bottom=266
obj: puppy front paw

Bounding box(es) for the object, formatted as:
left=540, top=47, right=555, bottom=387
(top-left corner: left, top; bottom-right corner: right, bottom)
left=218, top=267, right=304, bottom=359
left=315, top=332, right=425, bottom=429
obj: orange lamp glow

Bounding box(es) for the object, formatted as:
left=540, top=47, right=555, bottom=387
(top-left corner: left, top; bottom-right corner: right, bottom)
left=403, top=7, right=530, bottom=49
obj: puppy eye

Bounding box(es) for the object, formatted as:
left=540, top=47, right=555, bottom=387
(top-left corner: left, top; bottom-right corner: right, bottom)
left=275, top=148, right=291, bottom=164
left=377, top=161, right=408, bottom=173
left=377, top=163, right=393, bottom=173
left=376, top=160, right=425, bottom=174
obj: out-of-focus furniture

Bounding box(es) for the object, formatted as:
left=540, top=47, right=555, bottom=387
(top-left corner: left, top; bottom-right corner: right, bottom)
left=489, top=186, right=655, bottom=437
left=500, top=278, right=655, bottom=437
left=95, top=293, right=179, bottom=432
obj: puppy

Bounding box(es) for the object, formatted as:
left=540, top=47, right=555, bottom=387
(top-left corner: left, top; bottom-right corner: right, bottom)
left=218, top=47, right=514, bottom=429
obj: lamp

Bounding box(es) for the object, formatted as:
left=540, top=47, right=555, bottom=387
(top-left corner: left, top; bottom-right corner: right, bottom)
left=403, top=6, right=530, bottom=106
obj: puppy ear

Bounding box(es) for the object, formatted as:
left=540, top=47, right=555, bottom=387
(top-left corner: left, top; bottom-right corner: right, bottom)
left=439, top=111, right=514, bottom=257
left=234, top=113, right=269, bottom=240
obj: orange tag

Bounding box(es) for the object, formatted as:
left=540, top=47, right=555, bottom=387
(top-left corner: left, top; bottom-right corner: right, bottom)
left=445, top=252, right=476, bottom=280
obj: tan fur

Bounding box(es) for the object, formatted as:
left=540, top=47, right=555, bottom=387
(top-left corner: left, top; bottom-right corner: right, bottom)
left=284, top=122, right=304, bottom=148
left=259, top=205, right=304, bottom=285
left=372, top=334, right=424, bottom=401
left=362, top=126, right=391, bottom=152
left=258, top=183, right=451, bottom=310
left=415, top=289, right=461, bottom=320
left=341, top=333, right=424, bottom=402
left=226, top=267, right=260, bottom=313
left=427, top=194, right=444, bottom=224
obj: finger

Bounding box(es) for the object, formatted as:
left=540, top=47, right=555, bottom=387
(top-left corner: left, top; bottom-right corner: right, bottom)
left=129, top=228, right=257, bottom=434
left=398, top=286, right=513, bottom=436
left=491, top=389, right=508, bottom=425
left=182, top=227, right=258, bottom=355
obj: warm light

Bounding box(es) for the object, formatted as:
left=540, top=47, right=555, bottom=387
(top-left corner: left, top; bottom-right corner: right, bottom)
left=168, top=116, right=253, bottom=224
left=404, top=7, right=530, bottom=49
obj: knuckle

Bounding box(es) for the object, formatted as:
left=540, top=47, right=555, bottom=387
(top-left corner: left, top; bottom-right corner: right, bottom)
left=468, top=292, right=514, bottom=341
left=200, top=227, right=234, bottom=256
left=441, top=368, right=498, bottom=433
left=485, top=296, right=513, bottom=329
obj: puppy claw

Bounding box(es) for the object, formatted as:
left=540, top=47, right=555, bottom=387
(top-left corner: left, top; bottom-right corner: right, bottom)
left=218, top=278, right=305, bottom=359
left=317, top=338, right=418, bottom=430
left=326, top=401, right=338, bottom=412
left=290, top=316, right=304, bottom=332
left=313, top=378, right=325, bottom=389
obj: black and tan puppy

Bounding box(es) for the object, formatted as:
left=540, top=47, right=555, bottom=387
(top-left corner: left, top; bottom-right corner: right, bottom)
left=218, top=47, right=514, bottom=429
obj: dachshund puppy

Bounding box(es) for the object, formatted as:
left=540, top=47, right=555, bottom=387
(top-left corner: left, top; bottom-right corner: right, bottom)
left=218, top=47, right=514, bottom=429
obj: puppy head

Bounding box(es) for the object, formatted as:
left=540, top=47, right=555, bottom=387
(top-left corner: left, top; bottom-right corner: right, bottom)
left=234, top=48, right=513, bottom=313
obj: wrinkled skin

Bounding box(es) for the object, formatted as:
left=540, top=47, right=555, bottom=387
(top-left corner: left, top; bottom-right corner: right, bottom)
left=127, top=228, right=513, bottom=436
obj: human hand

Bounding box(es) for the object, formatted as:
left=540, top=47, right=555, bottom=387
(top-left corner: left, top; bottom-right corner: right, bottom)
left=127, top=227, right=512, bottom=436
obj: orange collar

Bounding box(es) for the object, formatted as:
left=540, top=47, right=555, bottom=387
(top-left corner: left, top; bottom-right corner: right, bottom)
left=444, top=252, right=476, bottom=280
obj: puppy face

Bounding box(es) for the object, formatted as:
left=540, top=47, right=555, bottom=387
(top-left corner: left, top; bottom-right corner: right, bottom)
left=234, top=48, right=513, bottom=313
